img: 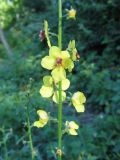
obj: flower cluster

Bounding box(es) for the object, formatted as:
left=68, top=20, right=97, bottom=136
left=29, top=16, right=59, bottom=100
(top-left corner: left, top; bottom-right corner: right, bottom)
left=34, top=19, right=86, bottom=136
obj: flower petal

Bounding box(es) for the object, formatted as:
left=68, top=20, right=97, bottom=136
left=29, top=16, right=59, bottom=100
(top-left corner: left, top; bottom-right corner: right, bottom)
left=41, top=56, right=56, bottom=70
left=74, top=104, right=85, bottom=113
left=43, top=76, right=53, bottom=87
left=49, top=46, right=61, bottom=58
left=62, top=79, right=70, bottom=90
left=69, top=129, right=78, bottom=135
left=40, top=85, right=53, bottom=98
left=61, top=51, right=70, bottom=59
left=69, top=121, right=79, bottom=129
left=78, top=92, right=86, bottom=103
left=52, top=91, right=66, bottom=103
left=37, top=110, right=48, bottom=120
left=55, top=79, right=70, bottom=90
left=51, top=67, right=66, bottom=83
left=72, top=91, right=86, bottom=105
left=34, top=121, right=43, bottom=128
left=63, top=58, right=74, bottom=72
left=33, top=120, right=47, bottom=128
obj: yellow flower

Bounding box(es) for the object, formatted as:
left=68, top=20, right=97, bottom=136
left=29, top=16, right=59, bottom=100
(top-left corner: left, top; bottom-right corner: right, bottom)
left=34, top=110, right=48, bottom=128
left=68, top=9, right=76, bottom=19
left=39, top=76, right=70, bottom=103
left=72, top=91, right=86, bottom=112
left=41, top=46, right=74, bottom=82
left=65, top=121, right=79, bottom=135
left=68, top=40, right=78, bottom=61
left=39, top=76, right=53, bottom=98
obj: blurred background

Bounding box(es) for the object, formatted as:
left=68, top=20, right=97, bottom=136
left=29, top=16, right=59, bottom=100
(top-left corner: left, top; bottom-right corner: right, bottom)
left=0, top=0, right=120, bottom=159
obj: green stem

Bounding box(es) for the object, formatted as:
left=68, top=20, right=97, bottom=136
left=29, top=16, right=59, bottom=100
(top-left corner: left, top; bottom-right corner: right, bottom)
left=58, top=0, right=62, bottom=160
left=27, top=101, right=35, bottom=160
left=58, top=82, right=62, bottom=160
left=58, top=0, right=62, bottom=50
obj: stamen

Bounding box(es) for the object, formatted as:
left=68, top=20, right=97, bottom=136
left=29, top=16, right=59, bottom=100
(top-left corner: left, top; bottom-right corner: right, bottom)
left=56, top=58, right=62, bottom=65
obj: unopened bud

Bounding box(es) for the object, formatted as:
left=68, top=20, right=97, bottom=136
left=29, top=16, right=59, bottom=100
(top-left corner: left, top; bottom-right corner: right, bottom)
left=56, top=149, right=62, bottom=157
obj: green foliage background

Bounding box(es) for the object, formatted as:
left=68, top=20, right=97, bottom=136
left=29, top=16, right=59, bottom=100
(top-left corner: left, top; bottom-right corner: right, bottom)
left=0, top=0, right=120, bottom=159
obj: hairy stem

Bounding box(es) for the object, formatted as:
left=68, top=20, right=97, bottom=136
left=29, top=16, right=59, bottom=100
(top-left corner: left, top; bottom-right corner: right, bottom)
left=58, top=81, right=62, bottom=160
left=58, top=0, right=62, bottom=50
left=58, top=0, right=62, bottom=160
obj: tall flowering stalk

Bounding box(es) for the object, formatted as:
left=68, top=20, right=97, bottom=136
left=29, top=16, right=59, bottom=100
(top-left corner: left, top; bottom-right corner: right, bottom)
left=34, top=0, right=86, bottom=159
left=58, top=0, right=62, bottom=159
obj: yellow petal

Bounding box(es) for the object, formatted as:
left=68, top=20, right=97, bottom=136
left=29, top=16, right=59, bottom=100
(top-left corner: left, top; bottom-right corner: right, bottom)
left=61, top=79, right=70, bottom=90
left=63, top=58, right=74, bottom=72
left=55, top=79, right=70, bottom=90
left=51, top=66, right=66, bottom=83
left=39, top=85, right=53, bottom=98
left=37, top=110, right=48, bottom=120
left=72, top=92, right=86, bottom=112
left=69, top=121, right=79, bottom=129
left=43, top=76, right=53, bottom=87
left=74, top=104, right=85, bottom=113
left=33, top=120, right=47, bottom=128
left=69, top=129, right=78, bottom=135
left=52, top=91, right=66, bottom=103
left=49, top=46, right=61, bottom=58
left=72, top=92, right=86, bottom=105
left=78, top=92, right=86, bottom=103
left=61, top=51, right=70, bottom=59
left=41, top=56, right=55, bottom=70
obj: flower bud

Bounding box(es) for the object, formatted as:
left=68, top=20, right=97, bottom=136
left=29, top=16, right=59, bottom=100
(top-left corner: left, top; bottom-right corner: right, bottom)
left=56, top=149, right=62, bottom=156
left=68, top=8, right=76, bottom=19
